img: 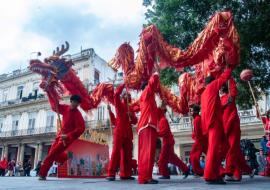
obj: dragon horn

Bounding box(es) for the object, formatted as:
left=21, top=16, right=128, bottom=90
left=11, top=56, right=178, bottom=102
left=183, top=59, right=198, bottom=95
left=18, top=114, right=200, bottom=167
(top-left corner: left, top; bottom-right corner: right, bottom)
left=52, top=41, right=70, bottom=56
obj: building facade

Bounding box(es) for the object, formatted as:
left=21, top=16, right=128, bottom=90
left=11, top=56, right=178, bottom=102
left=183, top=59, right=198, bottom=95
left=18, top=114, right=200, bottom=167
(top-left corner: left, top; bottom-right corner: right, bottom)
left=1, top=49, right=269, bottom=168
left=0, top=48, right=115, bottom=168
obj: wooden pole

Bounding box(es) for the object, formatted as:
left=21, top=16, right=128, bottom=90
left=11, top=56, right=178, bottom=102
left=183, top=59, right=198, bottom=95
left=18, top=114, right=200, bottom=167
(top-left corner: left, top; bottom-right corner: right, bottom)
left=248, top=81, right=261, bottom=118
left=56, top=103, right=66, bottom=147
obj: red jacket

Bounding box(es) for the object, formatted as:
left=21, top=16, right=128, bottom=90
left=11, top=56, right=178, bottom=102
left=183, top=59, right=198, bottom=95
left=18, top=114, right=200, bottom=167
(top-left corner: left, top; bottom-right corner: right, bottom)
left=192, top=115, right=204, bottom=141
left=137, top=74, right=160, bottom=133
left=157, top=109, right=174, bottom=145
left=108, top=84, right=137, bottom=139
left=201, top=68, right=231, bottom=135
left=47, top=92, right=85, bottom=142
left=262, top=117, right=270, bottom=132
left=220, top=78, right=239, bottom=132
left=0, top=158, right=8, bottom=169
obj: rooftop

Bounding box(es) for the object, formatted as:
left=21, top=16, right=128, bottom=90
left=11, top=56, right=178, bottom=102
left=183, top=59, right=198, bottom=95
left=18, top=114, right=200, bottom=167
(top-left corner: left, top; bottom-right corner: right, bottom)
left=0, top=48, right=96, bottom=83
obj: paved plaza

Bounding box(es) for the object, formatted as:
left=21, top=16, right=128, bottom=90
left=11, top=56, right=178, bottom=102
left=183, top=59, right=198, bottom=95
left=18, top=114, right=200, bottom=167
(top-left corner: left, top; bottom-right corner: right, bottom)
left=0, top=175, right=269, bottom=190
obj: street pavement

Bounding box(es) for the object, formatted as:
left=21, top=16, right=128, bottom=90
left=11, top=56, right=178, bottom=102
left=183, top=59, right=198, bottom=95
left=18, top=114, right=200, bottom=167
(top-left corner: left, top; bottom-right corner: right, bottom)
left=0, top=175, right=269, bottom=190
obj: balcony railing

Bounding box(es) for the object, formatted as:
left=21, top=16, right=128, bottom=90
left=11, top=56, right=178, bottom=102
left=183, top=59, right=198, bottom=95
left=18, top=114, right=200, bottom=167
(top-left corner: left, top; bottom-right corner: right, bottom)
left=85, top=119, right=110, bottom=130
left=0, top=95, right=46, bottom=107
left=170, top=109, right=262, bottom=133
left=0, top=126, right=56, bottom=138
left=0, top=109, right=264, bottom=137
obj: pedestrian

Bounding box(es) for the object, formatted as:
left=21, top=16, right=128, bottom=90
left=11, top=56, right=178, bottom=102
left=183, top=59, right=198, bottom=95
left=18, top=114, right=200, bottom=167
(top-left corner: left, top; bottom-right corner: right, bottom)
left=257, top=149, right=267, bottom=173
left=15, top=161, right=23, bottom=176
left=0, top=157, right=8, bottom=176
left=24, top=160, right=32, bottom=176
left=35, top=161, right=42, bottom=176
left=7, top=159, right=15, bottom=176
left=260, top=136, right=269, bottom=154
left=199, top=156, right=206, bottom=170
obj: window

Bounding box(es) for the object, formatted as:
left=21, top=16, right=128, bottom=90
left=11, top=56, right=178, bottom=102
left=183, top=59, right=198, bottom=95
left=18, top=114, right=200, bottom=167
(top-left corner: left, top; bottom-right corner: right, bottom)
left=0, top=118, right=3, bottom=133
left=97, top=106, right=104, bottom=121
left=94, top=69, right=100, bottom=85
left=46, top=110, right=54, bottom=128
left=2, top=89, right=8, bottom=102
left=17, top=85, right=24, bottom=99
left=118, top=72, right=123, bottom=77
left=32, top=82, right=39, bottom=97
left=12, top=115, right=20, bottom=131
left=28, top=112, right=36, bottom=129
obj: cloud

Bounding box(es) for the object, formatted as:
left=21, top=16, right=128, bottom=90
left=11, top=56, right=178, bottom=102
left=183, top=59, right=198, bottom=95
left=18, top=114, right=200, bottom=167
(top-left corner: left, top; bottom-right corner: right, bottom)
left=0, top=0, right=146, bottom=74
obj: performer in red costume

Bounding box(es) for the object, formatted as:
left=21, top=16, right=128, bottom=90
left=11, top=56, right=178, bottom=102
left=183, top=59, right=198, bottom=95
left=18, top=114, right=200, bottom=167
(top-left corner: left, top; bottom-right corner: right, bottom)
left=39, top=92, right=85, bottom=180
left=189, top=104, right=208, bottom=176
left=136, top=73, right=160, bottom=184
left=220, top=79, right=254, bottom=181
left=260, top=110, right=270, bottom=133
left=106, top=83, right=137, bottom=181
left=200, top=68, right=232, bottom=184
left=157, top=103, right=189, bottom=179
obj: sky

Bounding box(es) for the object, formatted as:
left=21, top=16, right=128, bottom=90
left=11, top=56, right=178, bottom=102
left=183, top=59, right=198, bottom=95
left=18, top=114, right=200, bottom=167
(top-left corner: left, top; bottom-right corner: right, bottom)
left=0, top=0, right=146, bottom=74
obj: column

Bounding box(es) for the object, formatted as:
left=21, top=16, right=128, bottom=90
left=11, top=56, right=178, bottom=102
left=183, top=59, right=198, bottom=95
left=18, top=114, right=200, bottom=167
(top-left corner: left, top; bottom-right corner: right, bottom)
left=3, top=144, right=8, bottom=159
left=16, top=144, right=21, bottom=163
left=0, top=147, right=4, bottom=160
left=18, top=144, right=25, bottom=164
left=37, top=142, right=43, bottom=162
left=34, top=144, right=39, bottom=168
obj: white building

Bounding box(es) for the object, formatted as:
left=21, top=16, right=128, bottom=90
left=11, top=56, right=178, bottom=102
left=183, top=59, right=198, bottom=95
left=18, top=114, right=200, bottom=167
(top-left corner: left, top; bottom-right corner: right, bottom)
left=0, top=48, right=115, bottom=167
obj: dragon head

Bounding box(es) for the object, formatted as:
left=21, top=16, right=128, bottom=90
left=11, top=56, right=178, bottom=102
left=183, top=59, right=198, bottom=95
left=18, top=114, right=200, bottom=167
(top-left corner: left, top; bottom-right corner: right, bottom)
left=29, top=41, right=73, bottom=99
left=29, top=41, right=73, bottom=82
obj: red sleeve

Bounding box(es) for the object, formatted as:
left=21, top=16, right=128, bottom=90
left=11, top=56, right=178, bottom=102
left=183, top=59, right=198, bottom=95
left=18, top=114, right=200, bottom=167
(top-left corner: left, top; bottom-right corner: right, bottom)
left=66, top=111, right=85, bottom=141
left=262, top=116, right=267, bottom=125
left=114, top=84, right=125, bottom=105
left=211, top=68, right=232, bottom=92
left=228, top=78, right=238, bottom=97
left=158, top=117, right=170, bottom=137
left=129, top=100, right=140, bottom=113
left=145, top=74, right=160, bottom=98
left=47, top=91, right=66, bottom=115
left=193, top=116, right=202, bottom=139
left=129, top=112, right=137, bottom=125
left=108, top=109, right=116, bottom=127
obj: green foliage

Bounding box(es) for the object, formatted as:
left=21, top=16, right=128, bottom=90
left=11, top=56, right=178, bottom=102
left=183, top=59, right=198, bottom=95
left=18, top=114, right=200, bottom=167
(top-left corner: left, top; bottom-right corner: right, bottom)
left=160, top=67, right=181, bottom=86
left=143, top=0, right=270, bottom=108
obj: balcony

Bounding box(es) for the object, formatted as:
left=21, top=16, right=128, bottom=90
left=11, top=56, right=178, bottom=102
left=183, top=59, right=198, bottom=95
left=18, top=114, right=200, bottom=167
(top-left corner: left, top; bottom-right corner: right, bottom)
left=170, top=109, right=262, bottom=133
left=85, top=119, right=110, bottom=130
left=0, top=126, right=56, bottom=138
left=0, top=95, right=46, bottom=108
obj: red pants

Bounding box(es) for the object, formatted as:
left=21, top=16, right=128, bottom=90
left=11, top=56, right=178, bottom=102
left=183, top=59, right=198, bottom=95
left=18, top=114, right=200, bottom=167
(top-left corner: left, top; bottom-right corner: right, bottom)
left=39, top=136, right=71, bottom=177
left=107, top=135, right=133, bottom=178
left=224, top=119, right=252, bottom=178
left=158, top=142, right=188, bottom=176
left=232, top=150, right=252, bottom=180
left=138, top=127, right=157, bottom=184
left=204, top=124, right=224, bottom=181
left=190, top=139, right=208, bottom=176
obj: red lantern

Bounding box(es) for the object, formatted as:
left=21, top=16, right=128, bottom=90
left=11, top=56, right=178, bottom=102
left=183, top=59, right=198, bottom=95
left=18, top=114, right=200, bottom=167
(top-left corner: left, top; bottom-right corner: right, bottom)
left=240, top=69, right=253, bottom=81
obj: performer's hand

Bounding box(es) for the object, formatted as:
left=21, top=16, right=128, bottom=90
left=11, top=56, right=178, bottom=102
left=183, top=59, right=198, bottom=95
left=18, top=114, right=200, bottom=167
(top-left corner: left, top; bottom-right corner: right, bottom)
left=61, top=134, right=67, bottom=140
left=227, top=96, right=233, bottom=105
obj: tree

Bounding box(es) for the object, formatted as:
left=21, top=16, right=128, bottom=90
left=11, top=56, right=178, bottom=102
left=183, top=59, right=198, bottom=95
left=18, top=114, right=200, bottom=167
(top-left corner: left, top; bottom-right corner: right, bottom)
left=143, top=0, right=270, bottom=109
